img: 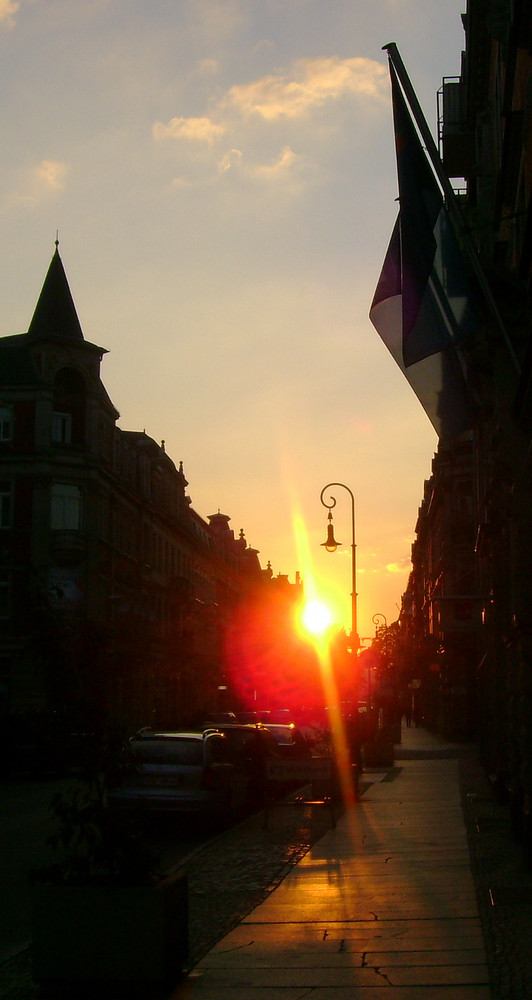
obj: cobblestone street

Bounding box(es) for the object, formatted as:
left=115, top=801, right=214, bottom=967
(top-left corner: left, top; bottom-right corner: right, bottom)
left=180, top=798, right=339, bottom=969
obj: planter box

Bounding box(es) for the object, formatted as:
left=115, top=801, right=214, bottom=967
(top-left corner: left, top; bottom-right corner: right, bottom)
left=32, top=871, right=188, bottom=991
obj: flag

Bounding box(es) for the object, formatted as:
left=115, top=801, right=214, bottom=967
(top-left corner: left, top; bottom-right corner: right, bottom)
left=370, top=215, right=474, bottom=440
left=369, top=62, right=479, bottom=439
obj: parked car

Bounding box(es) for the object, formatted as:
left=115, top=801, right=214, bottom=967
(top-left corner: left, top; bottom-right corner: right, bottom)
left=108, top=730, right=241, bottom=815
left=262, top=723, right=312, bottom=758
left=267, top=709, right=293, bottom=724
left=202, top=723, right=281, bottom=805
left=203, top=722, right=279, bottom=759
left=235, top=711, right=259, bottom=724
left=203, top=712, right=238, bottom=726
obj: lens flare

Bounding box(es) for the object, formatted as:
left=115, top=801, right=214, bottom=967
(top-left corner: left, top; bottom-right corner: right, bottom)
left=225, top=484, right=359, bottom=813
left=290, top=504, right=358, bottom=809
left=302, top=599, right=332, bottom=635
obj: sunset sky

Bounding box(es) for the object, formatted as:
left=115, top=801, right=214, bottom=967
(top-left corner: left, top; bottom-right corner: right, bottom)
left=0, top=0, right=467, bottom=640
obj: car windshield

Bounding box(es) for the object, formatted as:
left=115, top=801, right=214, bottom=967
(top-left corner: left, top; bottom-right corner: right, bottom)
left=129, top=739, right=203, bottom=765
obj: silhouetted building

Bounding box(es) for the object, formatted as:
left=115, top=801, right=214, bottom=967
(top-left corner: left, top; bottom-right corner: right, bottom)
left=404, top=436, right=481, bottom=738
left=0, top=244, right=266, bottom=737
left=402, top=0, right=532, bottom=848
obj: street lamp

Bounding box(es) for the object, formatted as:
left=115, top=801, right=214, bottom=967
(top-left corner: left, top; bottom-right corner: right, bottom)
left=320, top=483, right=359, bottom=652
left=372, top=612, right=388, bottom=634
left=369, top=613, right=388, bottom=707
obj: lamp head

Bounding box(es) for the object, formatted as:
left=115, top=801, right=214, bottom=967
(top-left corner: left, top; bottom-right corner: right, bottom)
left=321, top=512, right=341, bottom=552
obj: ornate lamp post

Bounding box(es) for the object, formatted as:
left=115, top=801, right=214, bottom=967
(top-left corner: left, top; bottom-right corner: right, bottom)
left=320, top=483, right=359, bottom=652
left=372, top=612, right=388, bottom=634
left=369, top=613, right=388, bottom=707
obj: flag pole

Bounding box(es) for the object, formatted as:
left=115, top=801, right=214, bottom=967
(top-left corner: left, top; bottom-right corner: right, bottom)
left=383, top=41, right=521, bottom=376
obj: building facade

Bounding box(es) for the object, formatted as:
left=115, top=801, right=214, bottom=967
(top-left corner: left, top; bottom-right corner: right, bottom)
left=401, top=0, right=532, bottom=847
left=0, top=244, right=267, bottom=742
left=402, top=436, right=482, bottom=739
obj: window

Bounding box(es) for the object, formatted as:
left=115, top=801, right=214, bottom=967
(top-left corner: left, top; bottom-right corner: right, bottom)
left=0, top=567, right=10, bottom=617
left=51, top=484, right=82, bottom=530
left=52, top=411, right=72, bottom=444
left=98, top=418, right=113, bottom=462
left=53, top=368, right=86, bottom=446
left=0, top=483, right=11, bottom=528
left=0, top=407, right=13, bottom=441
left=99, top=494, right=110, bottom=541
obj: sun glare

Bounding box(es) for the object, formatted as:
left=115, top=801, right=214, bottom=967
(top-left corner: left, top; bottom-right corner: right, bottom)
left=302, top=599, right=332, bottom=635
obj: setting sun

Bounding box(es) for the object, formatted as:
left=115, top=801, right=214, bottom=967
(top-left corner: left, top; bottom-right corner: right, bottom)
left=302, top=599, right=332, bottom=635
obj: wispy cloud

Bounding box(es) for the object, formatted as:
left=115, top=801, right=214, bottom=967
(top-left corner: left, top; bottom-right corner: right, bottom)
left=386, top=558, right=410, bottom=574
left=153, top=115, right=226, bottom=143
left=0, top=0, right=20, bottom=29
left=217, top=147, right=243, bottom=173
left=252, top=146, right=298, bottom=178
left=7, top=159, right=69, bottom=207
left=224, top=57, right=388, bottom=120
left=153, top=55, right=386, bottom=187
left=35, top=159, right=69, bottom=191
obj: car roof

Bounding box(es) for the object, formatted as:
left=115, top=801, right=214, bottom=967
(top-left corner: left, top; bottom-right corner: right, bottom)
left=205, top=723, right=260, bottom=729
left=203, top=723, right=274, bottom=736
left=131, top=730, right=219, bottom=741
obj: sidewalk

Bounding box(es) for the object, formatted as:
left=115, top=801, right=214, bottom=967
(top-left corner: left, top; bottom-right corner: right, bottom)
left=170, top=725, right=491, bottom=999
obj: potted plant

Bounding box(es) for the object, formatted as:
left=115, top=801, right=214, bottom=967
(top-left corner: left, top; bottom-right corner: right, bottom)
left=31, top=737, right=188, bottom=994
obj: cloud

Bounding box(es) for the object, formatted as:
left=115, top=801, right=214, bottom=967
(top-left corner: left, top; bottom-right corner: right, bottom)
left=386, top=559, right=410, bottom=574
left=152, top=55, right=386, bottom=189
left=36, top=159, right=69, bottom=190
left=224, top=56, right=388, bottom=120
left=217, top=145, right=299, bottom=181
left=198, top=58, right=219, bottom=75
left=153, top=115, right=226, bottom=143
left=0, top=0, right=20, bottom=29
left=7, top=159, right=69, bottom=207
left=171, top=175, right=193, bottom=189
left=217, top=148, right=243, bottom=173
left=153, top=55, right=387, bottom=145
left=253, top=146, right=298, bottom=178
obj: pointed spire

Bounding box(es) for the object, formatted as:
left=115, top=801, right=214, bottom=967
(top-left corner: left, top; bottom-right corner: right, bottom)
left=27, top=241, right=84, bottom=341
